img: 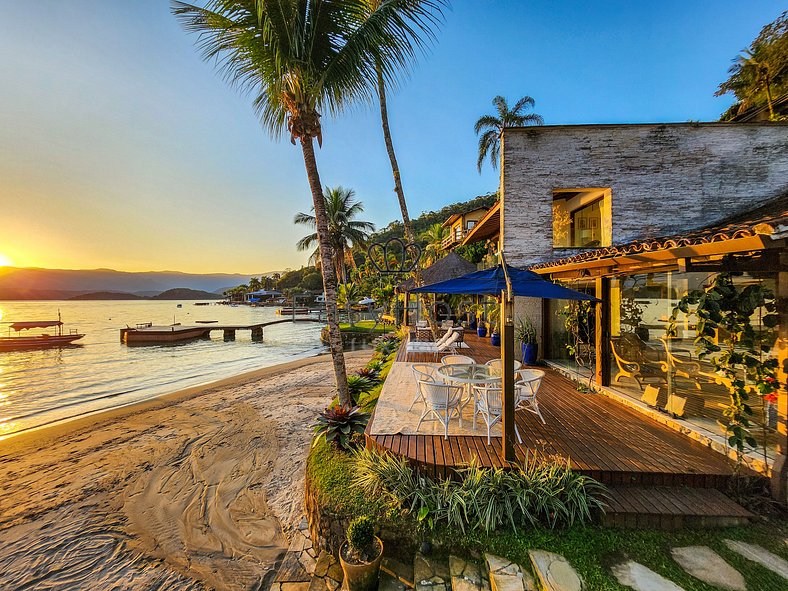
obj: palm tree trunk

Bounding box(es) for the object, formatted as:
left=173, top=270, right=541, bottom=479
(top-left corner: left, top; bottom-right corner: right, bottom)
left=300, top=137, right=351, bottom=407
left=376, top=67, right=439, bottom=337
left=764, top=71, right=775, bottom=120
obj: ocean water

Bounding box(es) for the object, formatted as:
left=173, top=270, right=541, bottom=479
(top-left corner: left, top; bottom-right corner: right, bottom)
left=0, top=300, right=327, bottom=439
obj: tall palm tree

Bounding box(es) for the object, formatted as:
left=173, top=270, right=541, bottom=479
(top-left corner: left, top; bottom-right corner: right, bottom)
left=295, top=187, right=375, bottom=284
left=475, top=95, right=543, bottom=172
left=420, top=223, right=448, bottom=266
left=173, top=0, right=437, bottom=407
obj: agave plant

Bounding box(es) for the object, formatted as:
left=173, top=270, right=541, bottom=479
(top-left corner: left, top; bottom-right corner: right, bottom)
left=313, top=405, right=370, bottom=451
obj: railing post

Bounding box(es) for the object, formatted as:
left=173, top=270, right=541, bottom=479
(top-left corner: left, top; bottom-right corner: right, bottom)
left=595, top=277, right=611, bottom=386
left=772, top=250, right=788, bottom=502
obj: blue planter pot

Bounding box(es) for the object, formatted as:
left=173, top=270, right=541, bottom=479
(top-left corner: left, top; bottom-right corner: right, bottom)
left=522, top=343, right=538, bottom=365
left=477, top=326, right=487, bottom=338
left=490, top=333, right=501, bottom=347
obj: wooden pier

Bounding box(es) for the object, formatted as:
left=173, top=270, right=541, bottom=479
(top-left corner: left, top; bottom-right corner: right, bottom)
left=120, top=318, right=321, bottom=345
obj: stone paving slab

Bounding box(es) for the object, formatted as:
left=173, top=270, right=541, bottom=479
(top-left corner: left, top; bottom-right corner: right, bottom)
left=382, top=556, right=415, bottom=588
left=484, top=553, right=536, bottom=591
left=670, top=546, right=746, bottom=591
left=380, top=569, right=408, bottom=591
left=414, top=553, right=450, bottom=591
left=528, top=550, right=584, bottom=591
left=725, top=539, right=788, bottom=580
left=611, top=561, right=684, bottom=591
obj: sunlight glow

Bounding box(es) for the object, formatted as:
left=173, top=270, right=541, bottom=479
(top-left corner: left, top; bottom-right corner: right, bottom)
left=0, top=253, right=12, bottom=267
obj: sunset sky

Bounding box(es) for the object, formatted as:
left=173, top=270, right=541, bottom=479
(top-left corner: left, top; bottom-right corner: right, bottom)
left=0, top=1, right=781, bottom=274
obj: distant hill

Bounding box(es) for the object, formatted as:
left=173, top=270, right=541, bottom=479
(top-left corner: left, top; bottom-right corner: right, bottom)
left=151, top=288, right=223, bottom=300
left=370, top=193, right=497, bottom=245
left=69, top=291, right=144, bottom=300
left=0, top=267, right=273, bottom=300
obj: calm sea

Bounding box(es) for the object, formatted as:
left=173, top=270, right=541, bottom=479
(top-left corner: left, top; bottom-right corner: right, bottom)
left=0, top=300, right=327, bottom=439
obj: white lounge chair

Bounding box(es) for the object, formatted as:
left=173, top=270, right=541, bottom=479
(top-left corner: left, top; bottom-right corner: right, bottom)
left=515, top=369, right=546, bottom=424
left=407, top=330, right=460, bottom=360
left=415, top=379, right=464, bottom=439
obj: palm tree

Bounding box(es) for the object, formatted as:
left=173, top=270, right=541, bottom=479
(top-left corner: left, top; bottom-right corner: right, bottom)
left=420, top=223, right=448, bottom=266
left=717, top=47, right=781, bottom=120
left=173, top=0, right=436, bottom=407
left=475, top=95, right=543, bottom=172
left=337, top=282, right=362, bottom=326
left=294, top=187, right=375, bottom=284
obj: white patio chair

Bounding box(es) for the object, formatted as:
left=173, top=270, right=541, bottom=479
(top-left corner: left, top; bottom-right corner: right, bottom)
left=471, top=384, right=525, bottom=445
left=441, top=354, right=476, bottom=365
left=409, top=363, right=442, bottom=411
left=484, top=358, right=522, bottom=372
left=515, top=369, right=546, bottom=424
left=415, top=379, right=464, bottom=439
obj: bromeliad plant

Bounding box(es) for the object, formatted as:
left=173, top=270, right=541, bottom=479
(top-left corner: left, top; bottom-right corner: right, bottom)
left=670, top=273, right=780, bottom=457
left=347, top=375, right=377, bottom=405
left=313, top=405, right=370, bottom=451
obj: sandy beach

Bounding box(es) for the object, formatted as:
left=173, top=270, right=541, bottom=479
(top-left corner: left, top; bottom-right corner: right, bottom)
left=0, top=349, right=370, bottom=591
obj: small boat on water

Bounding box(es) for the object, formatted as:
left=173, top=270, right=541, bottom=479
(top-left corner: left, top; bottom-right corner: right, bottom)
left=0, top=316, right=85, bottom=351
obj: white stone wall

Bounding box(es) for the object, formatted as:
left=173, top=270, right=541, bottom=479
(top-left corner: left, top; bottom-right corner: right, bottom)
left=501, top=123, right=788, bottom=267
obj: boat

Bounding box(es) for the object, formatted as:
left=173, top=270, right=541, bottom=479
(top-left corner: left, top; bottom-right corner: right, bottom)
left=120, top=323, right=211, bottom=345
left=0, top=316, right=85, bottom=351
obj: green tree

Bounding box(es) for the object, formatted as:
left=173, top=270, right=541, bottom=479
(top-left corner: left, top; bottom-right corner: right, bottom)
left=174, top=0, right=433, bottom=407
left=248, top=276, right=262, bottom=292
left=716, top=11, right=788, bottom=120
left=295, top=187, right=375, bottom=284
left=474, top=95, right=543, bottom=172
left=337, top=282, right=362, bottom=326
left=420, top=223, right=448, bottom=266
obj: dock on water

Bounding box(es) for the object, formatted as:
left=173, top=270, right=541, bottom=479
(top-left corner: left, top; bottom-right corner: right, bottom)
left=120, top=318, right=321, bottom=345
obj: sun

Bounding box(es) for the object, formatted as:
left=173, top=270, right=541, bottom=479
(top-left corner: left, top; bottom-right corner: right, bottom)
left=0, top=254, right=13, bottom=267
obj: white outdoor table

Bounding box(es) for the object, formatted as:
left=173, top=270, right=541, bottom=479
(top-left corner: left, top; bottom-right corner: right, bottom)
left=436, top=364, right=502, bottom=430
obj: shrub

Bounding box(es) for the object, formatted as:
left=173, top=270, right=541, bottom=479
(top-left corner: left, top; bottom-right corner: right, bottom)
left=347, top=375, right=376, bottom=404
left=373, top=333, right=401, bottom=356
left=346, top=516, right=378, bottom=561
left=353, top=448, right=607, bottom=532
left=356, top=367, right=381, bottom=383
left=313, top=405, right=370, bottom=450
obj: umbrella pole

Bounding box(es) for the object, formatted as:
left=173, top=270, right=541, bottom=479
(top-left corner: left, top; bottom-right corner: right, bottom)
left=501, top=290, right=516, bottom=462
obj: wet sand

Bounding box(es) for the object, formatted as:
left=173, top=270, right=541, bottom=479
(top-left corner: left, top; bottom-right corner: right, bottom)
left=0, top=350, right=369, bottom=590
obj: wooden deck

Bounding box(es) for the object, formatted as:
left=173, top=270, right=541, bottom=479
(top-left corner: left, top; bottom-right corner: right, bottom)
left=366, top=333, right=754, bottom=489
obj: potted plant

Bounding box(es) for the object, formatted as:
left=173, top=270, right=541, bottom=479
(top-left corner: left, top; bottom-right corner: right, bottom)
left=488, top=306, right=501, bottom=347
left=470, top=304, right=486, bottom=337
left=339, top=516, right=383, bottom=591
left=516, top=317, right=538, bottom=365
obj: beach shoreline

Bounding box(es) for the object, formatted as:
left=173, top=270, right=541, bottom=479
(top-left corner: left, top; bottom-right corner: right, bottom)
left=0, top=348, right=371, bottom=591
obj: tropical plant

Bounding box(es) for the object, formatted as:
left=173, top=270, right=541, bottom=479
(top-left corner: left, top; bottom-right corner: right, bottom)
left=295, top=187, right=375, bottom=283
left=173, top=0, right=441, bottom=408
left=716, top=11, right=788, bottom=121
left=515, top=317, right=537, bottom=345
left=338, top=282, right=363, bottom=325
left=420, top=223, right=449, bottom=265
left=356, top=367, right=381, bottom=383
left=487, top=302, right=501, bottom=335
left=670, top=273, right=780, bottom=457
left=475, top=95, right=543, bottom=172
left=313, top=405, right=371, bottom=450
left=347, top=375, right=376, bottom=405
left=353, top=448, right=607, bottom=532
left=346, top=515, right=378, bottom=562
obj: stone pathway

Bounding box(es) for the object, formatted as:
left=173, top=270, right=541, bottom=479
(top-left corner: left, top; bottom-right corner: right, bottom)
left=485, top=554, right=535, bottom=591
left=529, top=550, right=584, bottom=591
left=611, top=561, right=684, bottom=591
left=414, top=552, right=450, bottom=591
left=670, top=546, right=746, bottom=591
left=724, top=540, right=788, bottom=580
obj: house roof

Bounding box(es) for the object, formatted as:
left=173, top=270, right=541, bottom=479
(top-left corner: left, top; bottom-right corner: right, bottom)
left=397, top=252, right=477, bottom=292
left=529, top=192, right=788, bottom=271
left=461, top=201, right=500, bottom=245
left=441, top=206, right=489, bottom=228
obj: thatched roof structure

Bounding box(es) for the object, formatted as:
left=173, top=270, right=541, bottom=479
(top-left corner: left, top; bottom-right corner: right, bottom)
left=397, top=252, right=476, bottom=292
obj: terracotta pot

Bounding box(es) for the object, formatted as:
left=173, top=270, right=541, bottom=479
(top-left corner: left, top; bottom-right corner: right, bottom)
left=339, top=537, right=383, bottom=591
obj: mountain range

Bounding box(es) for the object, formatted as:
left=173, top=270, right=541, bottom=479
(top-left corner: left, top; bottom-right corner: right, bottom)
left=0, top=267, right=272, bottom=300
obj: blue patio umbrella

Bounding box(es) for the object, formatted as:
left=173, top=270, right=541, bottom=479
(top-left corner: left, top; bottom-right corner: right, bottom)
left=409, top=263, right=598, bottom=301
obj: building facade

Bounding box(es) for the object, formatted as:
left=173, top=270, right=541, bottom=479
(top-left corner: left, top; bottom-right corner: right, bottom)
left=497, top=122, right=788, bottom=498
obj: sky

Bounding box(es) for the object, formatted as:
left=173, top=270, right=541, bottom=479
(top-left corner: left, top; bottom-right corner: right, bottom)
left=0, top=1, right=783, bottom=274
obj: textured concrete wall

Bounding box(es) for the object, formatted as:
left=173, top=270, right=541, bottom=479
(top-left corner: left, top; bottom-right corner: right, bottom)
left=501, top=123, right=788, bottom=267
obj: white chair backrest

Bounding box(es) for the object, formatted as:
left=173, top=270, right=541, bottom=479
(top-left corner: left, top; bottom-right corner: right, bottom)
left=477, top=385, right=502, bottom=412
left=516, top=369, right=545, bottom=395
left=485, top=358, right=522, bottom=372
left=416, top=320, right=428, bottom=328
left=441, top=319, right=454, bottom=328
left=436, top=330, right=460, bottom=352
left=442, top=354, right=475, bottom=365
left=419, top=380, right=462, bottom=409
left=411, top=363, right=440, bottom=382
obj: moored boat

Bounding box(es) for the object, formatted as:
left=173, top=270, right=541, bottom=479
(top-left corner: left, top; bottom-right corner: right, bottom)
left=0, top=316, right=85, bottom=351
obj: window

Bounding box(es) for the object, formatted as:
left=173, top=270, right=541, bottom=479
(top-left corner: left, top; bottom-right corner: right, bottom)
left=553, top=189, right=611, bottom=248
